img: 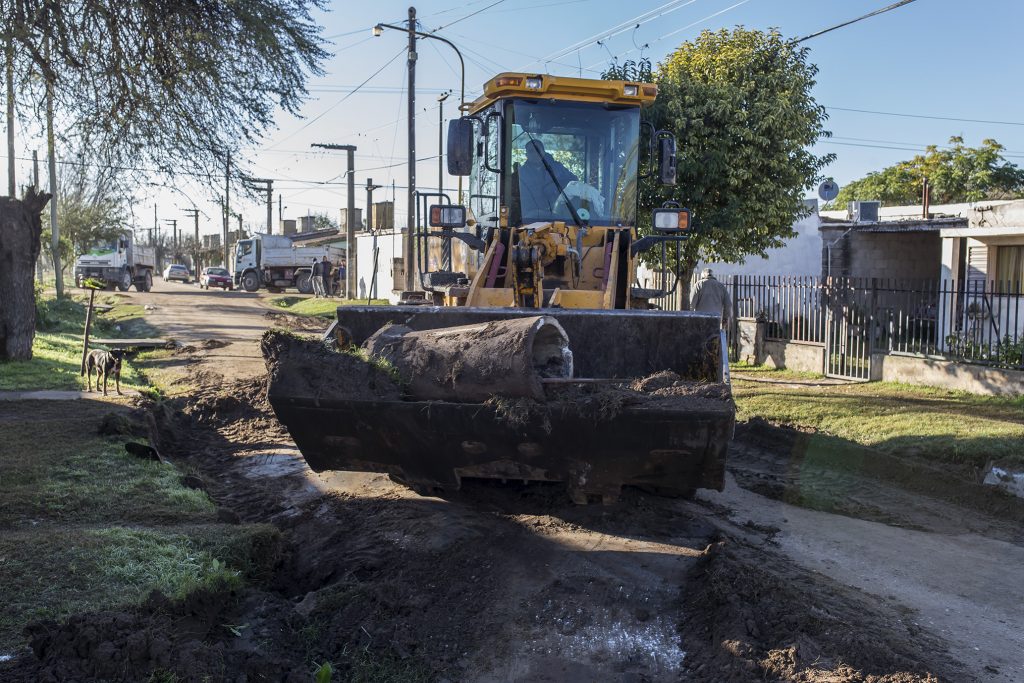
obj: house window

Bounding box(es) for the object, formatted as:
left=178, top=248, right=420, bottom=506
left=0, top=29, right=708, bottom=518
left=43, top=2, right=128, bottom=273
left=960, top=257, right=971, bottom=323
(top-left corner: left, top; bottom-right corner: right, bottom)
left=996, top=246, right=1023, bottom=292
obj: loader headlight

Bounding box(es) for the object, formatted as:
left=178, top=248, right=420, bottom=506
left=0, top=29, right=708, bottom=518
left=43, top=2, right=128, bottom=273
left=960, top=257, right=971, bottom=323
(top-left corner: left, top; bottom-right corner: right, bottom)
left=429, top=204, right=467, bottom=228
left=652, top=208, right=691, bottom=233
left=623, top=84, right=639, bottom=96
left=525, top=77, right=543, bottom=90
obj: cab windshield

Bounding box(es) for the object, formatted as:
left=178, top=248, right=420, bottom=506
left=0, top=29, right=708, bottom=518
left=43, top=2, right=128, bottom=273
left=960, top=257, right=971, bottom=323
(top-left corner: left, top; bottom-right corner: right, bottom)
left=507, top=100, right=639, bottom=226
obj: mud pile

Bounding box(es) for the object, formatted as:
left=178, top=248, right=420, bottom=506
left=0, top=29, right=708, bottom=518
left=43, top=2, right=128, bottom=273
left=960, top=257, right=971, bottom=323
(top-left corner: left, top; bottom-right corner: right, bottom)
left=261, top=329, right=401, bottom=403
left=681, top=540, right=954, bottom=682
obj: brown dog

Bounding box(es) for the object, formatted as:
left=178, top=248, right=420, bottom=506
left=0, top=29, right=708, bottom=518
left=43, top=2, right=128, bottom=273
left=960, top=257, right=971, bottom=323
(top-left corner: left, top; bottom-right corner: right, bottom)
left=84, top=349, right=124, bottom=396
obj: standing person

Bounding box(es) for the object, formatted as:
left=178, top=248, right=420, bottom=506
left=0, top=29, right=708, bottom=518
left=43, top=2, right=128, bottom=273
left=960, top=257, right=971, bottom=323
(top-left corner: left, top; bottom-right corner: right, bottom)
left=690, top=268, right=732, bottom=329
left=310, top=256, right=323, bottom=298
left=320, top=256, right=333, bottom=297
left=338, top=258, right=347, bottom=298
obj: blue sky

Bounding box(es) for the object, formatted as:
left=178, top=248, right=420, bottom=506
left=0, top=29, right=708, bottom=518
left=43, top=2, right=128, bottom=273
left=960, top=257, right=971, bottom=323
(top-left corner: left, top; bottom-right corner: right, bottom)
left=21, top=0, right=1024, bottom=235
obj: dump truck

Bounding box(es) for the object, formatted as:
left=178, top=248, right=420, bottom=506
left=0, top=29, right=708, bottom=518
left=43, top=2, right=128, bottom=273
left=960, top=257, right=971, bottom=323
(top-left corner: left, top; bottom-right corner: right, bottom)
left=267, top=73, right=735, bottom=503
left=74, top=232, right=156, bottom=292
left=233, top=232, right=344, bottom=293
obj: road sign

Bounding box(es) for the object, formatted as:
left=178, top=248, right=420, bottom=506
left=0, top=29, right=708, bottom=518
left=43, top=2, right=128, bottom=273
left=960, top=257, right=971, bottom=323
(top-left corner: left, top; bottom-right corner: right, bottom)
left=819, top=180, right=840, bottom=202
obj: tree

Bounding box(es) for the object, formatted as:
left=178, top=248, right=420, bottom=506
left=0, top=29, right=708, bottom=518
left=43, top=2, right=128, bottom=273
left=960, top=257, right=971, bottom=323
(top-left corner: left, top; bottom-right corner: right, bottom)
left=0, top=189, right=50, bottom=360
left=6, top=0, right=328, bottom=180
left=1, top=0, right=328, bottom=355
left=634, top=28, right=833, bottom=301
left=832, top=137, right=1024, bottom=206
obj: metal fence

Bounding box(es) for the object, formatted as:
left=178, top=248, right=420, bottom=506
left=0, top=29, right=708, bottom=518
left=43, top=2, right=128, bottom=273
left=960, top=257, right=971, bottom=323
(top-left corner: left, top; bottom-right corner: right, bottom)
left=727, top=275, right=1024, bottom=372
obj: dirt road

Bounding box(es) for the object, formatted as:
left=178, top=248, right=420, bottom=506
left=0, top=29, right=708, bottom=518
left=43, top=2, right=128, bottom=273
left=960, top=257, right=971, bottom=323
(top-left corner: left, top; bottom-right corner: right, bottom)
left=10, top=280, right=1021, bottom=681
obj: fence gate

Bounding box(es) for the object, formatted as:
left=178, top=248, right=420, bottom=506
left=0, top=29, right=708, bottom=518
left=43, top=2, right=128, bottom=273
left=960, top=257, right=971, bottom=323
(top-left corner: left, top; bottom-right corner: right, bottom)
left=823, top=278, right=872, bottom=380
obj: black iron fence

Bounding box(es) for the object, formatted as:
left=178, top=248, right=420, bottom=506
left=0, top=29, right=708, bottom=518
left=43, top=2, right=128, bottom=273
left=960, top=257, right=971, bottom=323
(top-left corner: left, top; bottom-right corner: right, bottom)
left=726, top=275, right=1024, bottom=372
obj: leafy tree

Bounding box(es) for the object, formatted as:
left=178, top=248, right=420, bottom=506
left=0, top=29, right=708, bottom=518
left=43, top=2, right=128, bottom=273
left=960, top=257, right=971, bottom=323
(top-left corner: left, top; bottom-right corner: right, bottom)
left=0, top=0, right=328, bottom=358
left=5, top=0, right=328, bottom=180
left=832, top=137, right=1024, bottom=206
left=307, top=212, right=339, bottom=232
left=630, top=28, right=832, bottom=300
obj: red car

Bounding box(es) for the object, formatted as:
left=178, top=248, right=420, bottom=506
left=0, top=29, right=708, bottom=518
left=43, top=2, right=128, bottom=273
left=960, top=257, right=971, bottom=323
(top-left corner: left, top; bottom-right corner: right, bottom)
left=200, top=266, right=233, bottom=290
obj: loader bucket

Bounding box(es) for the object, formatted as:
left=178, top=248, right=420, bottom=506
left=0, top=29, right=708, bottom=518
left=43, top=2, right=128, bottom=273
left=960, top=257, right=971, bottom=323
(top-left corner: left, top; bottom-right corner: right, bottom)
left=266, top=306, right=735, bottom=502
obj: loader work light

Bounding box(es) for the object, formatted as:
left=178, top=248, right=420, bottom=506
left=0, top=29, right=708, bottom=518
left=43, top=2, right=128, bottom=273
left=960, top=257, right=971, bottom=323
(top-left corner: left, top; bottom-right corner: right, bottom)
left=652, top=207, right=691, bottom=233
left=429, top=204, right=467, bottom=228
left=525, top=77, right=543, bottom=90
left=623, top=84, right=639, bottom=96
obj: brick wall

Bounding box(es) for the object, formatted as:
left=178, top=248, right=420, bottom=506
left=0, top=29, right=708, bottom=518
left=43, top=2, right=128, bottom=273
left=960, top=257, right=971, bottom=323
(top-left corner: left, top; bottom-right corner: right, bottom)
left=821, top=230, right=941, bottom=280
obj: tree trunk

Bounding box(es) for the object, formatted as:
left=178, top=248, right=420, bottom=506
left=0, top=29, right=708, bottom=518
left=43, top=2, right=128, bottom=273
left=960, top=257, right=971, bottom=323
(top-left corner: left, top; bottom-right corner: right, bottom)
left=0, top=188, right=52, bottom=360
left=676, top=257, right=699, bottom=311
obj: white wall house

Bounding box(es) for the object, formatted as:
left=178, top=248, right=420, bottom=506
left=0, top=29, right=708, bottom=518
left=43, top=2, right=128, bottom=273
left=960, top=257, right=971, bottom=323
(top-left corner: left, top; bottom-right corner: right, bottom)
left=354, top=229, right=406, bottom=303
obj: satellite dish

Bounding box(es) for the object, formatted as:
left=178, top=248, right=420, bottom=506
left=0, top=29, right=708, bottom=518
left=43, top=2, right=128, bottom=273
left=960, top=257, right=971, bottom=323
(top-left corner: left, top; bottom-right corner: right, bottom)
left=818, top=180, right=840, bottom=202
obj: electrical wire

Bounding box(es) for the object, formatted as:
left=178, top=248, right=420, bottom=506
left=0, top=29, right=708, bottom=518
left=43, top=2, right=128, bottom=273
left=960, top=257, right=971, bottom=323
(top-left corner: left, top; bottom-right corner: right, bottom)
left=265, top=47, right=407, bottom=151
left=795, top=0, right=918, bottom=43
left=825, top=105, right=1024, bottom=128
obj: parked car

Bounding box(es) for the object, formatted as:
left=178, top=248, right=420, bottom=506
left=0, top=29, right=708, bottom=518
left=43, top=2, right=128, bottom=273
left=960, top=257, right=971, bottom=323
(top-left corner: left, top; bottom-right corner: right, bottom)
left=200, top=266, right=234, bottom=291
left=163, top=264, right=190, bottom=283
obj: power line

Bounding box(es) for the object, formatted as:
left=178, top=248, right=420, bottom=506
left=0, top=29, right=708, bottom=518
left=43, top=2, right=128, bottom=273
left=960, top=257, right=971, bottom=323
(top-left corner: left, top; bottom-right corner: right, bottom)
left=825, top=105, right=1024, bottom=127
left=795, top=0, right=917, bottom=43
left=427, top=0, right=509, bottom=33
left=586, top=0, right=753, bottom=69
left=266, top=47, right=407, bottom=151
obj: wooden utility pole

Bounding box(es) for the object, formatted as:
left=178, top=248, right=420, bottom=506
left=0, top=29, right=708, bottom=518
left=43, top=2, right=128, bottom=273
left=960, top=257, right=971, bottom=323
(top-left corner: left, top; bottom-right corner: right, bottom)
left=6, top=32, right=15, bottom=196
left=223, top=153, right=231, bottom=268
left=45, top=34, right=62, bottom=297
left=183, top=208, right=199, bottom=272
left=311, top=143, right=357, bottom=298
left=366, top=177, right=382, bottom=301
left=405, top=5, right=417, bottom=292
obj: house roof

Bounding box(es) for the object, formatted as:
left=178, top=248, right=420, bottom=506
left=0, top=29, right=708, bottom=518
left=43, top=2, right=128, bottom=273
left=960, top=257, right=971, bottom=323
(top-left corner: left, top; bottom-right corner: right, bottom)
left=819, top=216, right=967, bottom=233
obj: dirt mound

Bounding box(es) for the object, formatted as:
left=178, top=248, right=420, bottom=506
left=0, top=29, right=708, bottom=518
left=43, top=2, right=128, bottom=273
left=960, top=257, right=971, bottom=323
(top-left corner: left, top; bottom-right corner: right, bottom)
left=7, top=587, right=315, bottom=683
left=264, top=311, right=328, bottom=332
left=261, top=329, right=401, bottom=403
left=680, top=539, right=955, bottom=682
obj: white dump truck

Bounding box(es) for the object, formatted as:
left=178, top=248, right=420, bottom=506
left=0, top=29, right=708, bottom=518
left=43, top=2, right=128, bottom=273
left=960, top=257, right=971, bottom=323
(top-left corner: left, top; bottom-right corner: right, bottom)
left=74, top=232, right=157, bottom=292
left=233, top=233, right=344, bottom=293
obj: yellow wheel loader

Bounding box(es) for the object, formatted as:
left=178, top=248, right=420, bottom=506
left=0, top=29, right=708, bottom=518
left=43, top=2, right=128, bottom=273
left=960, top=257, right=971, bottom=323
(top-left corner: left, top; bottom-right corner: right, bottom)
left=267, top=73, right=735, bottom=503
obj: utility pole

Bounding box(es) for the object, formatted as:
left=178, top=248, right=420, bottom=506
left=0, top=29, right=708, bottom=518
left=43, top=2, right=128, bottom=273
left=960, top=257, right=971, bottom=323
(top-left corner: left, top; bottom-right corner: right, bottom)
left=183, top=208, right=199, bottom=271
left=241, top=176, right=274, bottom=235
left=223, top=153, right=230, bottom=269
left=163, top=219, right=178, bottom=264
left=44, top=33, right=61, bottom=296
left=311, top=143, right=357, bottom=298
left=32, top=150, right=38, bottom=188
left=437, top=91, right=448, bottom=198
left=6, top=32, right=15, bottom=196
left=366, top=177, right=382, bottom=300
left=406, top=5, right=417, bottom=292
left=278, top=194, right=283, bottom=224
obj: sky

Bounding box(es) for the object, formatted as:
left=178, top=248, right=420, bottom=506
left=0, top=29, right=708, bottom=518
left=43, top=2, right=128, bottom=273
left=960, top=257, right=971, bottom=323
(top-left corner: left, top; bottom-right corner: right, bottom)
left=10, top=0, right=1024, bottom=239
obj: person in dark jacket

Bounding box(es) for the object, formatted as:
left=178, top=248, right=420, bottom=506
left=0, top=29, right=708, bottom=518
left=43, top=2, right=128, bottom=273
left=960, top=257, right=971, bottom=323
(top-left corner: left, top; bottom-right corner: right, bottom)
left=321, top=256, right=333, bottom=296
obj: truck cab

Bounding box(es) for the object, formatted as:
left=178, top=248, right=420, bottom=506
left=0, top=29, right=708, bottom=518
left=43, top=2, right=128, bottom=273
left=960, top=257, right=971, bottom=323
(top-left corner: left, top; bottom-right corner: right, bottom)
left=74, top=232, right=155, bottom=292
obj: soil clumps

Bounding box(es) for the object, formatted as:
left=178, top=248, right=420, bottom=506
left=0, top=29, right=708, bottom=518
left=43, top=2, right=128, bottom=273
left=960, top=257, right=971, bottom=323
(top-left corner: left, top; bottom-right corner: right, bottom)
left=261, top=329, right=400, bottom=404
left=679, top=539, right=955, bottom=682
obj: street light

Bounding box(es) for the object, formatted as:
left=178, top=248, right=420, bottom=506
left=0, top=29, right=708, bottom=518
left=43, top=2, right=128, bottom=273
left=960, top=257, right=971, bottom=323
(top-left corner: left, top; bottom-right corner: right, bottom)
left=375, top=14, right=467, bottom=291
left=372, top=22, right=465, bottom=111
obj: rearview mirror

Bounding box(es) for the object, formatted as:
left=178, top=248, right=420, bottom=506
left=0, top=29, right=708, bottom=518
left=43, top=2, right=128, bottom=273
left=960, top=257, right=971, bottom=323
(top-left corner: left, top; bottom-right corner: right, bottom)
left=447, top=118, right=474, bottom=176
left=658, top=133, right=677, bottom=186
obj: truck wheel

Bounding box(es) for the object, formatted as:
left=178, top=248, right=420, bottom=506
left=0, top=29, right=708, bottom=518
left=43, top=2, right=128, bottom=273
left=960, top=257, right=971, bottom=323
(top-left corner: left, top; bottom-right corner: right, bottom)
left=136, top=270, right=153, bottom=292
left=116, top=269, right=132, bottom=292
left=241, top=271, right=260, bottom=292
left=296, top=272, right=312, bottom=294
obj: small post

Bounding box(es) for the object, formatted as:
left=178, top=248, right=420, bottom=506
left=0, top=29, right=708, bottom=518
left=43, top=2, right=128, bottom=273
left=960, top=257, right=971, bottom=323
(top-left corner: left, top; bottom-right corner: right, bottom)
left=80, top=286, right=96, bottom=376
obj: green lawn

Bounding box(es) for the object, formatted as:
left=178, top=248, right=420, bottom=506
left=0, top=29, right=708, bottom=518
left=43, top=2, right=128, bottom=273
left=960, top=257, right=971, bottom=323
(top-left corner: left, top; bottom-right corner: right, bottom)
left=268, top=295, right=390, bottom=318
left=732, top=372, right=1024, bottom=469
left=0, top=295, right=158, bottom=392
left=0, top=399, right=278, bottom=653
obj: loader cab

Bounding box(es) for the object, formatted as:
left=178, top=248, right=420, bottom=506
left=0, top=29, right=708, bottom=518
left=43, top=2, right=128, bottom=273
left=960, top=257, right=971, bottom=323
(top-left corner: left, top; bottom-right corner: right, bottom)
left=458, top=74, right=659, bottom=230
